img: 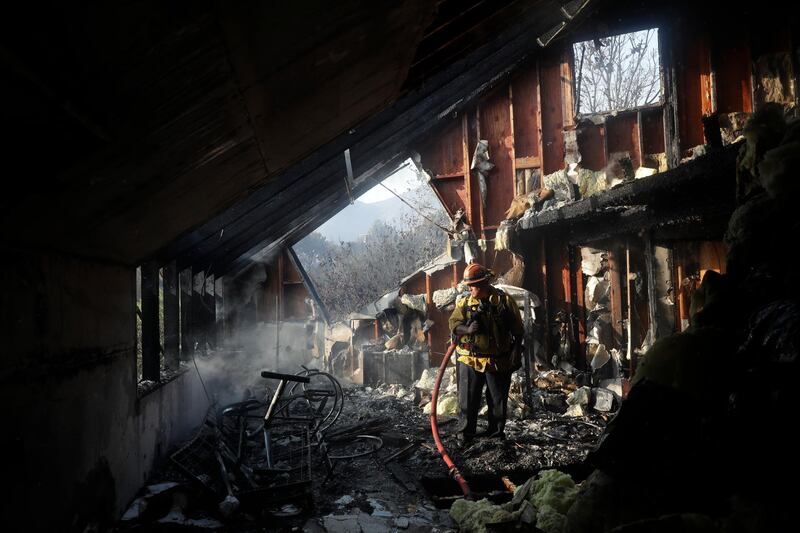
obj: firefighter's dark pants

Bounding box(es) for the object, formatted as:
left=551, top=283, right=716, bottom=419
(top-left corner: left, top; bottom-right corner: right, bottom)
left=457, top=360, right=512, bottom=437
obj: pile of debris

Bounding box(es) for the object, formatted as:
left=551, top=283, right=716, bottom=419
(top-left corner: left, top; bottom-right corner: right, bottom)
left=564, top=105, right=800, bottom=532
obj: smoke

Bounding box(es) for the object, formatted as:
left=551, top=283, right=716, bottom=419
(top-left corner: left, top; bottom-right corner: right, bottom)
left=193, top=320, right=321, bottom=406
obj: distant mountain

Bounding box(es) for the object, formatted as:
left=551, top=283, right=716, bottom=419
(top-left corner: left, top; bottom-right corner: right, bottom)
left=315, top=195, right=416, bottom=242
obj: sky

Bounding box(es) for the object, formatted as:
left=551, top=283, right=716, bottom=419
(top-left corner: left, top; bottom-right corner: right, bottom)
left=312, top=160, right=429, bottom=241
left=355, top=161, right=421, bottom=203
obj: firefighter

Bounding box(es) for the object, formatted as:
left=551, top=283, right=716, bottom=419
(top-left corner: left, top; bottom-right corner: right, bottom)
left=449, top=263, right=524, bottom=444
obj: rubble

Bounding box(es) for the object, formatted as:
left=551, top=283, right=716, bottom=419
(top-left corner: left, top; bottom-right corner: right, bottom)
left=641, top=152, right=668, bottom=172
left=718, top=111, right=751, bottom=145
left=540, top=167, right=577, bottom=211
left=114, top=362, right=605, bottom=532
left=735, top=102, right=786, bottom=203
left=432, top=287, right=459, bottom=310
left=566, top=386, right=590, bottom=407
left=400, top=293, right=427, bottom=314
left=576, top=166, right=608, bottom=198
left=592, top=388, right=615, bottom=412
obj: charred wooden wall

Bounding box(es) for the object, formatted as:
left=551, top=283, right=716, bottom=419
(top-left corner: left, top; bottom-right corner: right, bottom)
left=412, top=5, right=797, bottom=366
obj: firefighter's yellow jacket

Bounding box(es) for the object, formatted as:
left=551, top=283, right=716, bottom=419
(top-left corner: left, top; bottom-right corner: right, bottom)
left=448, top=288, right=524, bottom=373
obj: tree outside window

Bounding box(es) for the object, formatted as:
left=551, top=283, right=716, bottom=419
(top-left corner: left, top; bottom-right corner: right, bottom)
left=573, top=28, right=662, bottom=115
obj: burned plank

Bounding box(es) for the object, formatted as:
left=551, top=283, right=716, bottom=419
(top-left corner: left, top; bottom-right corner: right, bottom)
left=140, top=261, right=160, bottom=382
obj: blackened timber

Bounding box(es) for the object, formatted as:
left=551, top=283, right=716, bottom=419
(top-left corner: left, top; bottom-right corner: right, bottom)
left=158, top=1, right=578, bottom=270
left=192, top=269, right=206, bottom=355
left=660, top=19, right=682, bottom=169
left=518, top=143, right=738, bottom=233
left=209, top=155, right=404, bottom=276
left=644, top=233, right=660, bottom=342
left=607, top=249, right=624, bottom=352
left=287, top=246, right=330, bottom=324
left=163, top=261, right=180, bottom=371
left=195, top=153, right=403, bottom=274
left=179, top=268, right=193, bottom=361
left=558, top=202, right=731, bottom=244
left=205, top=274, right=216, bottom=350
left=141, top=262, right=160, bottom=381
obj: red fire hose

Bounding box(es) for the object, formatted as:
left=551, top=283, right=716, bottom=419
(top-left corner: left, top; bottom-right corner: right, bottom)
left=430, top=342, right=472, bottom=498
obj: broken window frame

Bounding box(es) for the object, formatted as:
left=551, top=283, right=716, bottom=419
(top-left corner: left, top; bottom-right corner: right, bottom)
left=135, top=261, right=190, bottom=396
left=571, top=27, right=664, bottom=119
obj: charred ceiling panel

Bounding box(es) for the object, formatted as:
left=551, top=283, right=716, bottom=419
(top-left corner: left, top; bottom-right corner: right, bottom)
left=403, top=0, right=528, bottom=90
left=0, top=0, right=437, bottom=265
left=1, top=0, right=592, bottom=278
left=218, top=0, right=436, bottom=172
left=199, top=1, right=577, bottom=276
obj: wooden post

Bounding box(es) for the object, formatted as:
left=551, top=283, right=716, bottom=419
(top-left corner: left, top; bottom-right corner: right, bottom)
left=607, top=248, right=624, bottom=350
left=475, top=104, right=486, bottom=239
left=660, top=18, right=682, bottom=169
left=508, top=84, right=518, bottom=193
left=179, top=268, right=192, bottom=361
left=676, top=263, right=690, bottom=331
left=163, top=261, right=179, bottom=371
left=141, top=261, right=160, bottom=381
left=192, top=269, right=205, bottom=356
left=522, top=293, right=534, bottom=407
left=462, top=113, right=473, bottom=225
left=539, top=237, right=550, bottom=361
left=625, top=242, right=635, bottom=375
left=276, top=254, right=283, bottom=371
left=644, top=233, right=660, bottom=343
left=205, top=274, right=216, bottom=350
left=571, top=246, right=587, bottom=366
left=636, top=110, right=645, bottom=168
left=535, top=60, right=545, bottom=169
left=215, top=276, right=225, bottom=347
left=425, top=273, right=433, bottom=349
left=559, top=242, right=576, bottom=361
left=561, top=44, right=576, bottom=129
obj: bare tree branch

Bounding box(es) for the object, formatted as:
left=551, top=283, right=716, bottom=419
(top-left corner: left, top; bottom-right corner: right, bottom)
left=574, top=28, right=661, bottom=114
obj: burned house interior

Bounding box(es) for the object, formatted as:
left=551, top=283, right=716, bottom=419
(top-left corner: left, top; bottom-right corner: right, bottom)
left=2, top=0, right=799, bottom=531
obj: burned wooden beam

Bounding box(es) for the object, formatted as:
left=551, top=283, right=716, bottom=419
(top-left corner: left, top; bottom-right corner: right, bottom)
left=179, top=268, right=193, bottom=362
left=140, top=261, right=160, bottom=382
left=163, top=261, right=179, bottom=371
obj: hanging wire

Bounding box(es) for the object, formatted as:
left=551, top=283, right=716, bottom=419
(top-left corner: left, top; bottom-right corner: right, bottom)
left=367, top=175, right=455, bottom=235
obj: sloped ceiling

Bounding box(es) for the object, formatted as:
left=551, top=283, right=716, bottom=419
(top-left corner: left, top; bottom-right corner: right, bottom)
left=0, top=0, right=591, bottom=274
